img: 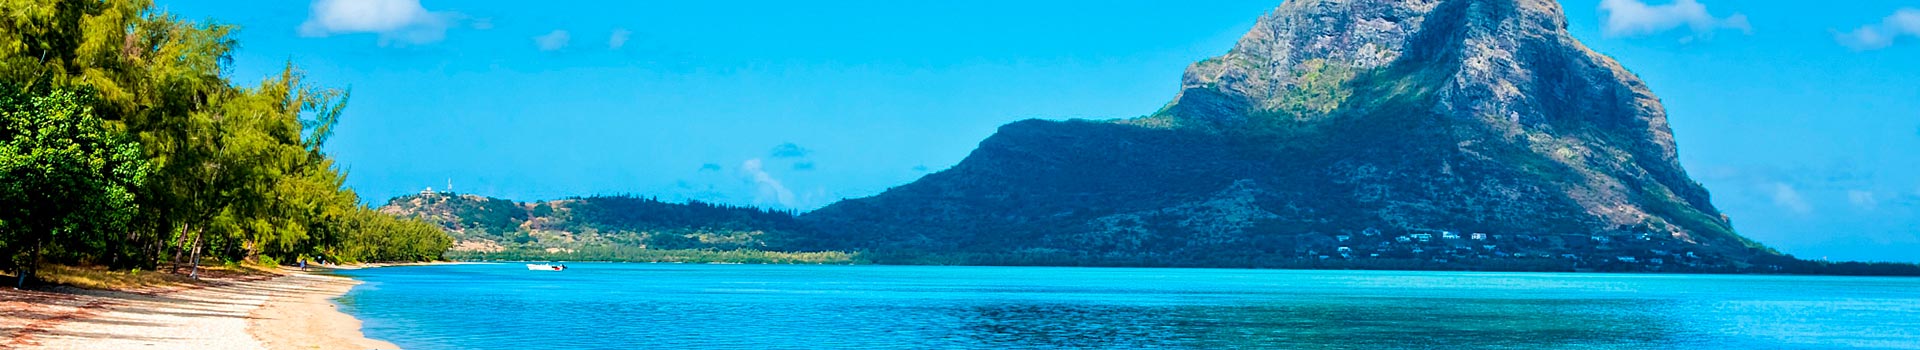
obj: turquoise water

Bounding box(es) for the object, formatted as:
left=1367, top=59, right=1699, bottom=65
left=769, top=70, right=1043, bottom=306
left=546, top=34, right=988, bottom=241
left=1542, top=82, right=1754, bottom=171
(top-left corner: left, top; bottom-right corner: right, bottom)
left=336, top=263, right=1920, bottom=349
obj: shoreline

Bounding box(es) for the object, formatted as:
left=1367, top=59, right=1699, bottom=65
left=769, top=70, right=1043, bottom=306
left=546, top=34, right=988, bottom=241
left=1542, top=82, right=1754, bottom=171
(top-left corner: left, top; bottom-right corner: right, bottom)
left=0, top=262, right=454, bottom=349
left=446, top=258, right=1920, bottom=278
left=246, top=271, right=398, bottom=350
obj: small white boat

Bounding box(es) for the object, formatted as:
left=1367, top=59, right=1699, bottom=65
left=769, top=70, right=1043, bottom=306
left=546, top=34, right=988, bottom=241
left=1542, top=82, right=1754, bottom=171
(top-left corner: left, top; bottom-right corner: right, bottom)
left=526, top=263, right=567, bottom=271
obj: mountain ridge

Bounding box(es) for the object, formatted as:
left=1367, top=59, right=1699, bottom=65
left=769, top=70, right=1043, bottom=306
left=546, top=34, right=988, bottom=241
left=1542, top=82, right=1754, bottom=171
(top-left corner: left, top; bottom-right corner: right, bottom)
left=795, top=0, right=1771, bottom=269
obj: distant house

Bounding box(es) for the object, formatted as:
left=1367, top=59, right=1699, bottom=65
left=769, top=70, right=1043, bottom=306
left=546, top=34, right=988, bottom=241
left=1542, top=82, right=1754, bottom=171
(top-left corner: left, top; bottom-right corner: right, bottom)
left=1337, top=247, right=1353, bottom=253
left=1512, top=253, right=1528, bottom=258
left=1411, top=233, right=1434, bottom=242
left=1649, top=258, right=1665, bottom=265
left=1470, top=233, right=1488, bottom=240
left=1441, top=231, right=1461, bottom=240
left=1482, top=245, right=1497, bottom=251
left=1590, top=235, right=1612, bottom=243
left=1336, top=235, right=1352, bottom=242
left=1617, top=256, right=1638, bottom=263
left=1395, top=236, right=1413, bottom=243
left=1561, top=253, right=1579, bottom=259
left=1362, top=227, right=1383, bottom=236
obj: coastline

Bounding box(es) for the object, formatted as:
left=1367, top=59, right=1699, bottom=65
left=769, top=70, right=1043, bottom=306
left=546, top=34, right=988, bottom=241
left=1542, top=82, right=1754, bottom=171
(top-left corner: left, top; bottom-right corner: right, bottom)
left=0, top=263, right=445, bottom=350
left=246, top=272, right=398, bottom=350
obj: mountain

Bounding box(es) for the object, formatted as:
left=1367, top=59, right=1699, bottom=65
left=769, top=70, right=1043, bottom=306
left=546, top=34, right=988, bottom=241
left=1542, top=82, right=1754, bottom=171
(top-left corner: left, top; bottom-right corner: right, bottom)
left=379, top=192, right=807, bottom=253
left=793, top=0, right=1780, bottom=271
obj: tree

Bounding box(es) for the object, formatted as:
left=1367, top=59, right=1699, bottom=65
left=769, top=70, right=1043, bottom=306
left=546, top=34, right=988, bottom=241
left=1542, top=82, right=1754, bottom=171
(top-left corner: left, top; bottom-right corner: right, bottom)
left=1, top=0, right=449, bottom=275
left=1, top=0, right=450, bottom=276
left=0, top=88, right=147, bottom=286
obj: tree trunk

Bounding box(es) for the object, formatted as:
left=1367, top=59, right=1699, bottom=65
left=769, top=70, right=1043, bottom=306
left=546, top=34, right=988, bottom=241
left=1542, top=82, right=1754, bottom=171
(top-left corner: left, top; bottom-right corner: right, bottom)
left=149, top=232, right=165, bottom=270
left=188, top=230, right=203, bottom=279
left=170, top=223, right=190, bottom=273
left=17, top=238, right=43, bottom=289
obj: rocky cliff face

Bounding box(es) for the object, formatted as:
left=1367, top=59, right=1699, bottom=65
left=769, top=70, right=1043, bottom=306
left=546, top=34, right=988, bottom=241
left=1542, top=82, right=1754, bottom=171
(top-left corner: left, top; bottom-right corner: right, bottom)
left=797, top=0, right=1774, bottom=269
left=1162, top=0, right=1739, bottom=243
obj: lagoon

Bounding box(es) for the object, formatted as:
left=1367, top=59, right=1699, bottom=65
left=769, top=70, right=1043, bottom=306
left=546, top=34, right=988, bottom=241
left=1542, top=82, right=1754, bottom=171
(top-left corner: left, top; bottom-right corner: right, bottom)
left=337, top=263, right=1920, bottom=349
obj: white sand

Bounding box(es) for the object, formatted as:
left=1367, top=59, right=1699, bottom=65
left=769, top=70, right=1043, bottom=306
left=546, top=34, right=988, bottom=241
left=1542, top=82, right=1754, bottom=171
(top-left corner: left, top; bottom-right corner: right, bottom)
left=23, top=277, right=273, bottom=349
left=248, top=273, right=399, bottom=350
left=6, top=272, right=395, bottom=350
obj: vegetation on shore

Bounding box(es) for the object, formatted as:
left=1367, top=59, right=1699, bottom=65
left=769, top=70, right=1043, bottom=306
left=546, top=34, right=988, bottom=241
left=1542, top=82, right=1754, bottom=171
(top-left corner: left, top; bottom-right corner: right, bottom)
left=1, top=0, right=449, bottom=287
left=382, top=193, right=804, bottom=251
left=394, top=191, right=1920, bottom=276
left=448, top=247, right=860, bottom=265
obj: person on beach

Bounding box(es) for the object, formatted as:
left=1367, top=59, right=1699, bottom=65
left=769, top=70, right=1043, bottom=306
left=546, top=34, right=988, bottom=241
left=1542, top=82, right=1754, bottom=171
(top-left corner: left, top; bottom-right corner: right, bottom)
left=299, top=258, right=307, bottom=271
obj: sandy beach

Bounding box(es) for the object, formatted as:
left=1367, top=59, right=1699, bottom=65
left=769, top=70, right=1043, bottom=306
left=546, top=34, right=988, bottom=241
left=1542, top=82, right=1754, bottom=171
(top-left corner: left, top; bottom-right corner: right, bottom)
left=1, top=269, right=396, bottom=350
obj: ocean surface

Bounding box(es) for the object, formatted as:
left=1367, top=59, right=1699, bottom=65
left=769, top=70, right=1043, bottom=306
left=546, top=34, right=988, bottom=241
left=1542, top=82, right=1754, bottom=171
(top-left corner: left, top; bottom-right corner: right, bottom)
left=336, top=263, right=1920, bottom=349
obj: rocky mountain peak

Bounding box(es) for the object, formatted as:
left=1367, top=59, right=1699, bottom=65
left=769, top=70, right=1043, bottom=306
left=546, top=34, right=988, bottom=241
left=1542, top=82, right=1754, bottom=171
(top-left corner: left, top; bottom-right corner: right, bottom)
left=1169, top=0, right=1603, bottom=125
left=1157, top=0, right=1723, bottom=244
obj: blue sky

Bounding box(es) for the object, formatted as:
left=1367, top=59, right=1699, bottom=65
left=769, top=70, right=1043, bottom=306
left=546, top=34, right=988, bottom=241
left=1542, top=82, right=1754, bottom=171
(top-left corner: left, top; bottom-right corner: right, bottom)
left=157, top=0, right=1918, bottom=262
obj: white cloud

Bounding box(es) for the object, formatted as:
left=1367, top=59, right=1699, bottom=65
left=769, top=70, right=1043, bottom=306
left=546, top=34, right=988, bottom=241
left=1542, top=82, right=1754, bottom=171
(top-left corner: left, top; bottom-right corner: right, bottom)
left=740, top=159, right=797, bottom=208
left=1599, top=0, right=1750, bottom=38
left=609, top=29, right=632, bottom=50
left=1837, top=8, right=1920, bottom=50
left=299, top=0, right=453, bottom=45
left=1848, top=190, right=1879, bottom=211
left=534, top=30, right=571, bottom=51
left=1770, top=183, right=1812, bottom=214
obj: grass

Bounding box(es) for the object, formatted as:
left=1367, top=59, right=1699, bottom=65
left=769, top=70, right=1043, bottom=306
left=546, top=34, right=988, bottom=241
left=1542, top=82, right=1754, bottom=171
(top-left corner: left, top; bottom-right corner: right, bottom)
left=4, top=260, right=284, bottom=291
left=10, top=265, right=193, bottom=290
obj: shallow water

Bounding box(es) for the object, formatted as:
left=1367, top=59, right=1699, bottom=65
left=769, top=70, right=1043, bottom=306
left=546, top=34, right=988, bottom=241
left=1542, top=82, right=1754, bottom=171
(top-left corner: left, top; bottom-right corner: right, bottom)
left=337, top=263, right=1920, bottom=349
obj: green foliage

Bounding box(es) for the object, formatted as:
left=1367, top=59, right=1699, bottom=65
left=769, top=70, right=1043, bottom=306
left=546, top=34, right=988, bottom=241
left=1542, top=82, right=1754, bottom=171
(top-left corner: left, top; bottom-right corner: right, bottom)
left=1747, top=254, right=1920, bottom=276
left=0, top=88, right=147, bottom=272
left=0, top=0, right=450, bottom=279
left=322, top=207, right=452, bottom=263
left=1268, top=58, right=1356, bottom=118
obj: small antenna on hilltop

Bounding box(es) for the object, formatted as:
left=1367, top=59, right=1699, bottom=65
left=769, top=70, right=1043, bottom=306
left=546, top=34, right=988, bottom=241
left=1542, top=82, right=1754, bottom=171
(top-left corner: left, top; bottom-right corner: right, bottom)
left=447, top=178, right=453, bottom=193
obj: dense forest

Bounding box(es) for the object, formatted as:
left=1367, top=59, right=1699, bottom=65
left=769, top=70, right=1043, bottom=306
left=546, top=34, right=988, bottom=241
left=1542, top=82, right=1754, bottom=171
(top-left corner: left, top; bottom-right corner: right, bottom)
left=0, top=0, right=449, bottom=285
